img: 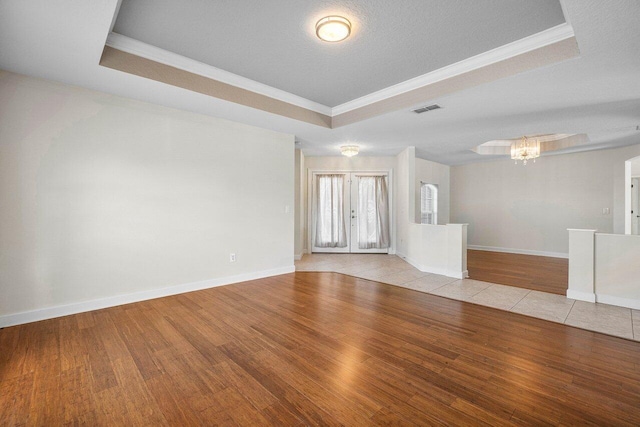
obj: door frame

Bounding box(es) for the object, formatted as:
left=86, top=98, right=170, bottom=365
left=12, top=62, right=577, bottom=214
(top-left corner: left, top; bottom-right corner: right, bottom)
left=307, top=169, right=394, bottom=254
left=632, top=177, right=640, bottom=235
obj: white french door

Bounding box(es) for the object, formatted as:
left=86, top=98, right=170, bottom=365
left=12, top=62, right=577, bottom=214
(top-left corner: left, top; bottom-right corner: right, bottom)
left=311, top=172, right=390, bottom=253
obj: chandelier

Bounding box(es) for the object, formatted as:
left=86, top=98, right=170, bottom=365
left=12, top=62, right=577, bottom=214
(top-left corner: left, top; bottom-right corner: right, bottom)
left=510, top=136, right=540, bottom=165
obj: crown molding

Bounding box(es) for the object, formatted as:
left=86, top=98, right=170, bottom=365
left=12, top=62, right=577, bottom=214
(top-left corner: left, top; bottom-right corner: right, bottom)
left=330, top=23, right=575, bottom=115
left=106, top=32, right=333, bottom=116
left=107, top=23, right=575, bottom=123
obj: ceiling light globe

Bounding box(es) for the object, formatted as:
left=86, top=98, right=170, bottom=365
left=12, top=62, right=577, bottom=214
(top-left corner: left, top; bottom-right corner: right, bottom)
left=316, top=16, right=351, bottom=42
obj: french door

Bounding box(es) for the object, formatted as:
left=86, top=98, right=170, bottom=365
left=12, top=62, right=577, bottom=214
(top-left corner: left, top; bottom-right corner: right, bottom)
left=311, top=172, right=390, bottom=253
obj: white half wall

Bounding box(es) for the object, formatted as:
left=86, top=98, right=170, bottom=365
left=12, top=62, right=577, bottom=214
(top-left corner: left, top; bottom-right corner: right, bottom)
left=567, top=229, right=596, bottom=302
left=405, top=223, right=468, bottom=278
left=568, top=229, right=640, bottom=309
left=396, top=147, right=467, bottom=278
left=451, top=143, right=640, bottom=255
left=0, top=71, right=294, bottom=326
left=594, top=233, right=640, bottom=309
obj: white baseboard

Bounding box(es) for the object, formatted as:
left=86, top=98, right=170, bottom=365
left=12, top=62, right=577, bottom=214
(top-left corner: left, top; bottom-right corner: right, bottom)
left=294, top=254, right=303, bottom=261
left=567, top=289, right=596, bottom=302
left=0, top=265, right=295, bottom=328
left=396, top=252, right=466, bottom=279
left=467, top=245, right=568, bottom=259
left=596, top=293, right=640, bottom=310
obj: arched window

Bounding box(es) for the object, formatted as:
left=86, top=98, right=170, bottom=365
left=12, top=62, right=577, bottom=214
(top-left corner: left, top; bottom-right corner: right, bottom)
left=420, top=183, right=438, bottom=225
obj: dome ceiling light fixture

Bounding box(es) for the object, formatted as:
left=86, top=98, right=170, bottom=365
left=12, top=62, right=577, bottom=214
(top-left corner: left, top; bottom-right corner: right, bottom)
left=340, top=145, right=359, bottom=157
left=316, top=16, right=351, bottom=42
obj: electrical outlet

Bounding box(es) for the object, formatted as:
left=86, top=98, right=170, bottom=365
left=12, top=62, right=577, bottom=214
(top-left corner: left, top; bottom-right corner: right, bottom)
left=229, top=253, right=236, bottom=262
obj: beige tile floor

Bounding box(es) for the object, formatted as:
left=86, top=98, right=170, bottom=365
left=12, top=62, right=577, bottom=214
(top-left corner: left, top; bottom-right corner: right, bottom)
left=295, top=253, right=639, bottom=341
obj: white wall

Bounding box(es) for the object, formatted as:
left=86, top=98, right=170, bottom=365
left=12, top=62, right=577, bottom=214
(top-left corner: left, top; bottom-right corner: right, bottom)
left=302, top=156, right=397, bottom=253
left=0, top=71, right=294, bottom=324
left=451, top=143, right=640, bottom=256
left=394, top=148, right=414, bottom=256
left=632, top=157, right=640, bottom=176
left=415, top=158, right=450, bottom=224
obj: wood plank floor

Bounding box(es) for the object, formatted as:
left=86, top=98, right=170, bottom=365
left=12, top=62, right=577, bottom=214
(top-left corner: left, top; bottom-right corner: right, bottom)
left=467, top=250, right=569, bottom=295
left=2, top=272, right=639, bottom=426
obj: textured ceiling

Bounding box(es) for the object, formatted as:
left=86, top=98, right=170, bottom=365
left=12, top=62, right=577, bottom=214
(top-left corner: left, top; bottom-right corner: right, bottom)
left=1, top=0, right=639, bottom=165
left=112, top=0, right=565, bottom=107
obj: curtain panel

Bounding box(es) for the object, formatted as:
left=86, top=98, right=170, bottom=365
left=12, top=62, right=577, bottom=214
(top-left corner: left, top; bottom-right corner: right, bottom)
left=357, top=176, right=390, bottom=249
left=314, top=174, right=348, bottom=248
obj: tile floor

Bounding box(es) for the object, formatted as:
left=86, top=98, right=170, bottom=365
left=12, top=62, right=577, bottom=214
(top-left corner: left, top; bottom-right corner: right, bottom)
left=295, top=253, right=639, bottom=341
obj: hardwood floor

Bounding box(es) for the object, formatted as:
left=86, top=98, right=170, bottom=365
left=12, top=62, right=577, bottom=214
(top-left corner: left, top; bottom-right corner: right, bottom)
left=2, top=272, right=640, bottom=425
left=467, top=250, right=569, bottom=295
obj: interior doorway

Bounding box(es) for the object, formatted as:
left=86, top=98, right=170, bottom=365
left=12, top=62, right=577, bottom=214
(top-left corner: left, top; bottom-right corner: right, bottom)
left=310, top=172, right=391, bottom=254
left=625, top=155, right=640, bottom=234
left=632, top=177, right=639, bottom=235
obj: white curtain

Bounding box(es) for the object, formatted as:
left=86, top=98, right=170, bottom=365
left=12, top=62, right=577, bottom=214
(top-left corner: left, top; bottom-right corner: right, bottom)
left=358, top=176, right=390, bottom=249
left=315, top=174, right=347, bottom=248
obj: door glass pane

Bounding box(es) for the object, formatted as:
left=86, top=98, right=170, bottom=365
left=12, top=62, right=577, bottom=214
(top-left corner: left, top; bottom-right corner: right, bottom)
left=357, top=176, right=390, bottom=249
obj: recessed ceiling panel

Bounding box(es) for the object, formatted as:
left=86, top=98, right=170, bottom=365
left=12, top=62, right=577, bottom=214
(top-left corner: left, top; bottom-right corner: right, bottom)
left=113, top=0, right=565, bottom=107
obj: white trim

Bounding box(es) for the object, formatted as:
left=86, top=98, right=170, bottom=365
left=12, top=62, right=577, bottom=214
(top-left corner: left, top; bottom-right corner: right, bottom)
left=467, top=245, right=569, bottom=259
left=331, top=23, right=575, bottom=115
left=105, top=33, right=333, bottom=116
left=294, top=254, right=303, bottom=261
left=567, top=289, right=596, bottom=303
left=397, top=252, right=467, bottom=279
left=558, top=0, right=573, bottom=27
left=0, top=265, right=295, bottom=328
left=108, top=0, right=124, bottom=33
left=596, top=293, right=640, bottom=310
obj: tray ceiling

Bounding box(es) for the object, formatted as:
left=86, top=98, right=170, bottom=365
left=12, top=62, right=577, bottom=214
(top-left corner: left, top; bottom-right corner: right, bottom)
left=112, top=0, right=566, bottom=107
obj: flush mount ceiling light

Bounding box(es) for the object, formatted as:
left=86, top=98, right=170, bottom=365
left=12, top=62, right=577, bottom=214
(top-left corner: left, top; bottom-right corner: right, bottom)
left=340, top=145, right=359, bottom=157
left=316, top=16, right=351, bottom=42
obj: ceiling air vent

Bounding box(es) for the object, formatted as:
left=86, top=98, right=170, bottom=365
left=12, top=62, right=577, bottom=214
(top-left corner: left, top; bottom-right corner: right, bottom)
left=412, top=104, right=441, bottom=114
